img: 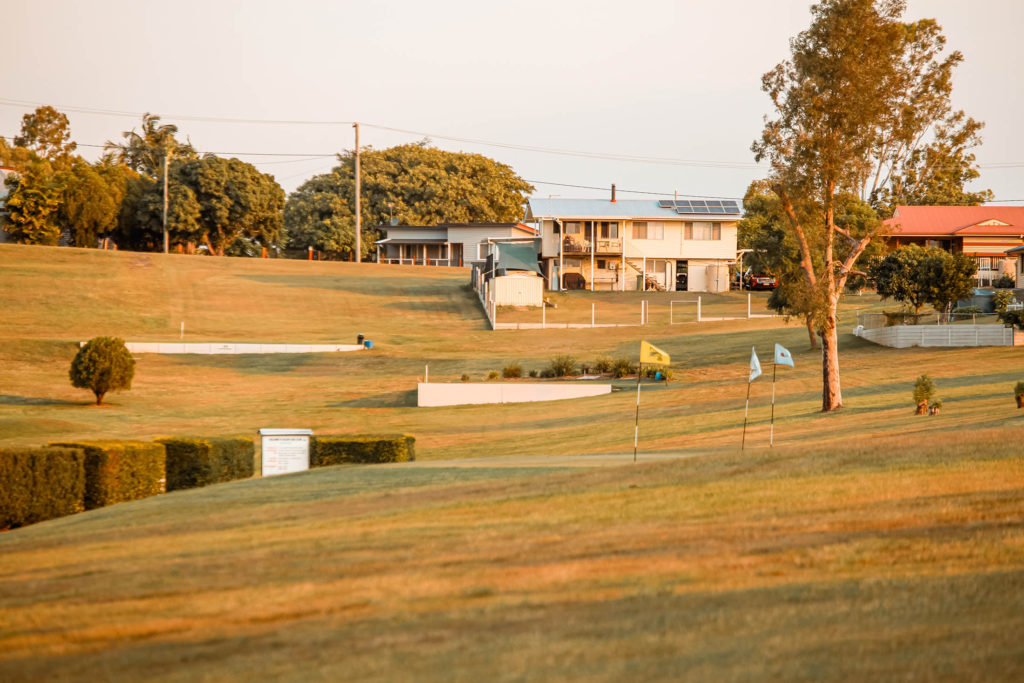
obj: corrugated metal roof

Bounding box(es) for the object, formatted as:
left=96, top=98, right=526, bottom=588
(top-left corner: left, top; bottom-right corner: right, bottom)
left=886, top=206, right=1024, bottom=235
left=527, top=197, right=741, bottom=220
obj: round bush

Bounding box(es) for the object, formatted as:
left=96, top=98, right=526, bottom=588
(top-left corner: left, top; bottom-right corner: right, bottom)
left=69, top=337, right=135, bottom=405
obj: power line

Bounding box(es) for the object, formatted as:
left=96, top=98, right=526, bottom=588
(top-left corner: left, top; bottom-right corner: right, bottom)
left=526, top=179, right=743, bottom=200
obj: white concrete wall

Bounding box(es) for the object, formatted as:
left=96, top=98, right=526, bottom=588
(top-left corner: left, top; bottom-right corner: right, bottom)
left=116, top=342, right=367, bottom=354
left=856, top=325, right=1013, bottom=348
left=417, top=382, right=612, bottom=407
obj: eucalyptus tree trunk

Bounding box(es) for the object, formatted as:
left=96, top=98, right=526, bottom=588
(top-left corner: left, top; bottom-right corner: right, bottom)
left=819, top=308, right=842, bottom=411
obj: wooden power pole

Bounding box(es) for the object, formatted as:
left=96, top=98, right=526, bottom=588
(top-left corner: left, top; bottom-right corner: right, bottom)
left=353, top=122, right=361, bottom=263
left=162, top=150, right=170, bottom=254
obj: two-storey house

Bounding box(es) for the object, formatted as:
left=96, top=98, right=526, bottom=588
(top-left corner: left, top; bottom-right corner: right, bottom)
left=375, top=222, right=539, bottom=268
left=526, top=195, right=741, bottom=292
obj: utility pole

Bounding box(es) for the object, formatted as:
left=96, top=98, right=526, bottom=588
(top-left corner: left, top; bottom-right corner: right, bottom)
left=353, top=122, right=361, bottom=263
left=162, top=150, right=170, bottom=254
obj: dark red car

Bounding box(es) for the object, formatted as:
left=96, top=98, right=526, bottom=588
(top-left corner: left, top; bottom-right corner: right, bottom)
left=745, top=273, right=778, bottom=291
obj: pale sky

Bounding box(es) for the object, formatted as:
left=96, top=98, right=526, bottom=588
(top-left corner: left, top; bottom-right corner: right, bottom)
left=2, top=0, right=1021, bottom=204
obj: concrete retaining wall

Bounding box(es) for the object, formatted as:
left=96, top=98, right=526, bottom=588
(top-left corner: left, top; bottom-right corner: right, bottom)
left=417, top=382, right=612, bottom=407
left=114, top=342, right=366, bottom=354
left=855, top=324, right=1014, bottom=348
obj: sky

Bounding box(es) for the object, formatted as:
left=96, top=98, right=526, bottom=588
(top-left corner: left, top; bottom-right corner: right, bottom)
left=2, top=0, right=1022, bottom=205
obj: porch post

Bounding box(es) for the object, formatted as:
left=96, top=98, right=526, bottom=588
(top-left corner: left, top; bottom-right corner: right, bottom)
left=558, top=220, right=564, bottom=292
left=621, top=223, right=626, bottom=292
left=590, top=221, right=595, bottom=292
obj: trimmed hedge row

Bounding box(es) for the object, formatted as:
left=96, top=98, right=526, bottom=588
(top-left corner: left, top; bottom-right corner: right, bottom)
left=158, top=437, right=254, bottom=491
left=51, top=441, right=166, bottom=509
left=311, top=435, right=416, bottom=467
left=0, top=447, right=86, bottom=529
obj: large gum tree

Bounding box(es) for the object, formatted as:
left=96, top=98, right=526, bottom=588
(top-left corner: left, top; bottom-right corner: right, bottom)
left=752, top=0, right=982, bottom=412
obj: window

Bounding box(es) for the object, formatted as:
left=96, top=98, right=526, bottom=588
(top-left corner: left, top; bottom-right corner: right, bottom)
left=632, top=221, right=662, bottom=239
left=477, top=242, right=492, bottom=259
left=565, top=221, right=581, bottom=235
left=597, top=259, right=606, bottom=269
left=564, top=258, right=582, bottom=269
left=552, top=220, right=560, bottom=234
left=685, top=221, right=721, bottom=240
left=600, top=221, right=619, bottom=239
left=978, top=257, right=992, bottom=270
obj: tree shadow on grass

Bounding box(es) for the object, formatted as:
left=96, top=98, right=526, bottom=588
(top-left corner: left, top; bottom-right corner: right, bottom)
left=330, top=390, right=417, bottom=408
left=168, top=354, right=315, bottom=374
left=0, top=394, right=80, bottom=406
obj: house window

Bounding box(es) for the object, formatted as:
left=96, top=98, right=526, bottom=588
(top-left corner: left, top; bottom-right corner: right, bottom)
left=597, top=259, right=606, bottom=269
left=600, top=222, right=619, bottom=239
left=552, top=220, right=560, bottom=234
left=565, top=221, right=581, bottom=235
left=632, top=221, right=663, bottom=239
left=978, top=257, right=992, bottom=270
left=685, top=221, right=721, bottom=240
left=564, top=258, right=583, bottom=269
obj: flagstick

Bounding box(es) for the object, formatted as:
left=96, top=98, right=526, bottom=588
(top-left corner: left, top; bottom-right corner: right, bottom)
left=633, top=362, right=642, bottom=463
left=770, top=362, right=777, bottom=447
left=741, top=378, right=751, bottom=451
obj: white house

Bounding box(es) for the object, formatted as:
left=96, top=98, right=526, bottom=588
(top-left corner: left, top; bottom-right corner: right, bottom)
left=526, top=195, right=741, bottom=292
left=375, top=222, right=538, bottom=268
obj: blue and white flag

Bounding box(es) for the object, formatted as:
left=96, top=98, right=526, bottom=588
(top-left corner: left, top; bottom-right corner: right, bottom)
left=749, top=347, right=762, bottom=382
left=774, top=343, right=795, bottom=368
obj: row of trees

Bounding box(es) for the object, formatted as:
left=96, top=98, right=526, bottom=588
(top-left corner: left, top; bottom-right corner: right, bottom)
left=1, top=108, right=533, bottom=257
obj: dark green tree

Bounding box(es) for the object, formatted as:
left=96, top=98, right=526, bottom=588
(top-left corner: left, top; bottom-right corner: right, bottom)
left=869, top=244, right=930, bottom=313
left=869, top=244, right=976, bottom=319
left=176, top=156, right=285, bottom=255
left=285, top=142, right=533, bottom=258
left=752, top=0, right=979, bottom=411
left=2, top=160, right=62, bottom=245
left=13, top=105, right=76, bottom=168
left=56, top=159, right=132, bottom=247
left=115, top=170, right=203, bottom=252
left=69, top=337, right=136, bottom=405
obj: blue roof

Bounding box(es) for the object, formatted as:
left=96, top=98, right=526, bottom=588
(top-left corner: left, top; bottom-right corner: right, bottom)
left=527, top=197, right=741, bottom=220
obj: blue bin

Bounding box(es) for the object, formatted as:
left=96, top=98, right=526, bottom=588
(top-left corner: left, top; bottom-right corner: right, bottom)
left=363, top=340, right=373, bottom=349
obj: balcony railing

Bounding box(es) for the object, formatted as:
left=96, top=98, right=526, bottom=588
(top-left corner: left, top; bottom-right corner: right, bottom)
left=562, top=237, right=622, bottom=254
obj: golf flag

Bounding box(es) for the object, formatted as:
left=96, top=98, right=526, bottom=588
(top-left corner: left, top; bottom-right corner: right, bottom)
left=749, top=347, right=762, bottom=382
left=640, top=340, right=671, bottom=366
left=774, top=343, right=794, bottom=368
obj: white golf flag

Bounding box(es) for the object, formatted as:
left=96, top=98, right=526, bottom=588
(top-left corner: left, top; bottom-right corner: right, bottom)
left=774, top=343, right=794, bottom=368
left=749, top=347, right=762, bottom=382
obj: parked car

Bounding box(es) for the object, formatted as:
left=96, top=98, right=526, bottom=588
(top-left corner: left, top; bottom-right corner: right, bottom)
left=744, top=273, right=778, bottom=291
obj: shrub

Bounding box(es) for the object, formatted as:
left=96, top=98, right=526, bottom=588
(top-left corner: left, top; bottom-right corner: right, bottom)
left=992, top=289, right=1016, bottom=314
left=502, top=362, right=522, bottom=379
left=0, top=447, right=85, bottom=529
left=528, top=369, right=538, bottom=378
left=51, top=440, right=165, bottom=509
left=594, top=357, right=614, bottom=374
left=950, top=305, right=982, bottom=320
left=998, top=309, right=1024, bottom=329
left=547, top=354, right=576, bottom=377
left=69, top=337, right=135, bottom=405
left=311, top=435, right=415, bottom=466
left=612, top=357, right=636, bottom=378
left=157, top=437, right=254, bottom=491
left=912, top=374, right=935, bottom=415
left=994, top=274, right=1016, bottom=288
left=1014, top=381, right=1024, bottom=398
left=487, top=370, right=500, bottom=381
left=460, top=373, right=470, bottom=382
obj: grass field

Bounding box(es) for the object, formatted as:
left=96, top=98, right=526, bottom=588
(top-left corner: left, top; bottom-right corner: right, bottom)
left=2, top=243, right=1024, bottom=680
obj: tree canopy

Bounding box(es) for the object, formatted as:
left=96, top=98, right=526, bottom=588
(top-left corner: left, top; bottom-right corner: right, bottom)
left=69, top=336, right=136, bottom=405
left=752, top=0, right=980, bottom=411
left=104, top=113, right=196, bottom=178
left=13, top=105, right=76, bottom=168
left=869, top=244, right=976, bottom=319
left=285, top=142, right=534, bottom=257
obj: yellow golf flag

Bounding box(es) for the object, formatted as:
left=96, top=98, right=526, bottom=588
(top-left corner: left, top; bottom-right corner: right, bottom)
left=640, top=340, right=671, bottom=365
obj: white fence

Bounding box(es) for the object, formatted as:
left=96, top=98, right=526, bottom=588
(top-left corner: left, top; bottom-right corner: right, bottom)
left=417, top=382, right=612, bottom=407
left=114, top=342, right=366, bottom=354
left=854, top=324, right=1015, bottom=348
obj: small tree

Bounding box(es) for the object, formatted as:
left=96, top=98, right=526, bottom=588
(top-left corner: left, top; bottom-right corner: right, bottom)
left=69, top=337, right=135, bottom=405
left=912, top=374, right=935, bottom=415
left=870, top=245, right=976, bottom=320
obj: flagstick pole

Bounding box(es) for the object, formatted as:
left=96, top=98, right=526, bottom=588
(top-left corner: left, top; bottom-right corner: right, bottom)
left=633, top=362, right=642, bottom=463
left=770, top=362, right=777, bottom=447
left=741, top=378, right=751, bottom=451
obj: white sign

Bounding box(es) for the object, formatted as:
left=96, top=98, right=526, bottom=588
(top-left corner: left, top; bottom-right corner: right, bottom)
left=260, top=429, right=312, bottom=476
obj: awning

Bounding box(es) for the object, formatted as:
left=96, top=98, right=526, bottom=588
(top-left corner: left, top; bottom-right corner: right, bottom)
left=374, top=238, right=448, bottom=245
left=494, top=241, right=543, bottom=276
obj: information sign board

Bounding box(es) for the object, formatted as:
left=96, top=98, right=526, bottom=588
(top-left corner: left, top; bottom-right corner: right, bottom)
left=259, top=428, right=313, bottom=476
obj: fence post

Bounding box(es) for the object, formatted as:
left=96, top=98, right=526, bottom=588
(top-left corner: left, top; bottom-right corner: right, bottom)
left=747, top=292, right=751, bottom=319
left=698, top=296, right=702, bottom=323
left=591, top=302, right=595, bottom=328
left=542, top=301, right=546, bottom=329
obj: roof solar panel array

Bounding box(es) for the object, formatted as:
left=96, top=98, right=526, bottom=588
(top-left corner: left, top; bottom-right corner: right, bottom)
left=657, top=199, right=741, bottom=215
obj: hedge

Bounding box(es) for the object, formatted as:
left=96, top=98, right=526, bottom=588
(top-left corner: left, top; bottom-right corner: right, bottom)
left=311, top=435, right=416, bottom=467
left=157, top=437, right=254, bottom=491
left=0, top=447, right=86, bottom=529
left=51, top=441, right=166, bottom=510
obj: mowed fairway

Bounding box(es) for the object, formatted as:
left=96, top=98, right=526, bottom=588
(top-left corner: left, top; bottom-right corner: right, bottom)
left=2, top=243, right=1024, bottom=679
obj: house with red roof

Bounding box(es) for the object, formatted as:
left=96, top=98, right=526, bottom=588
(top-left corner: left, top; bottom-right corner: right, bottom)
left=883, top=206, right=1024, bottom=287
